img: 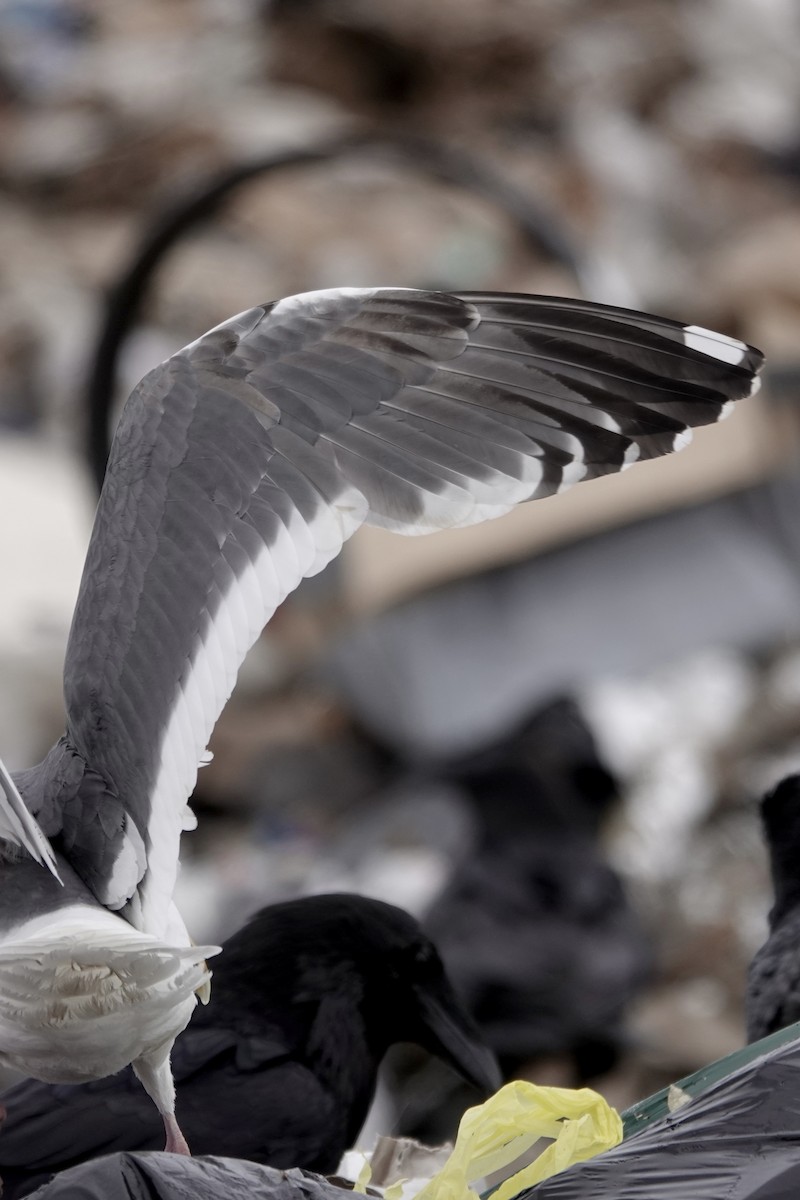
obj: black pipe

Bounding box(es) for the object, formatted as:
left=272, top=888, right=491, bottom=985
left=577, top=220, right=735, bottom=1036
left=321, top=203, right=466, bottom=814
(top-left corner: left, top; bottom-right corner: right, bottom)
left=85, top=133, right=585, bottom=491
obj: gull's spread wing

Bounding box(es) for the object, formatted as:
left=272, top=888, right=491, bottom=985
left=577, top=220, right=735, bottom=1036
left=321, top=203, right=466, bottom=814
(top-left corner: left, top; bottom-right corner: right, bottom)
left=56, top=288, right=762, bottom=934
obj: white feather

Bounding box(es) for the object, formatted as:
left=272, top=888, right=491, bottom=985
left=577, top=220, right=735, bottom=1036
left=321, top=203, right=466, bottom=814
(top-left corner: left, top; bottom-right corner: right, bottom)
left=0, top=904, right=218, bottom=1084
left=683, top=324, right=748, bottom=366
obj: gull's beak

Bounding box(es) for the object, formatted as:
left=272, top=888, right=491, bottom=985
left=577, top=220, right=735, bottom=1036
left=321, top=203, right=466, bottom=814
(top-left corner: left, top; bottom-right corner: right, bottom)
left=195, top=969, right=212, bottom=1005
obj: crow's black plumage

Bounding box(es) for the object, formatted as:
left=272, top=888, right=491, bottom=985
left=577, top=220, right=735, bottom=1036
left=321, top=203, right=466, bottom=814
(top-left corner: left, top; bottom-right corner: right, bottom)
left=425, top=699, right=651, bottom=1082
left=746, top=776, right=800, bottom=1043
left=0, top=894, right=499, bottom=1199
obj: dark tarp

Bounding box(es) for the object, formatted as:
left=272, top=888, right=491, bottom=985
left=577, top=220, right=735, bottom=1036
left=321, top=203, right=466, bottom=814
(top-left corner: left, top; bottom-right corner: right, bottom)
left=27, top=1155, right=349, bottom=1200
left=523, top=1026, right=800, bottom=1199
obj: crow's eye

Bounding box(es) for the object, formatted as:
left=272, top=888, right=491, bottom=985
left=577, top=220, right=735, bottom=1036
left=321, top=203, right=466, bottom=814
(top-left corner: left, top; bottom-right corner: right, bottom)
left=411, top=942, right=436, bottom=969
left=391, top=939, right=440, bottom=981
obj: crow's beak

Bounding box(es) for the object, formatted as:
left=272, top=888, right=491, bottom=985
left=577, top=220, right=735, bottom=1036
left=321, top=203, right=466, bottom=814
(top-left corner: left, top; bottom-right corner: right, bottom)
left=413, top=981, right=502, bottom=1095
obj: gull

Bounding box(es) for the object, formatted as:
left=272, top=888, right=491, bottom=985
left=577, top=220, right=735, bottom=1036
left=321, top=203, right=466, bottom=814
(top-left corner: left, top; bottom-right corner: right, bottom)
left=0, top=893, right=501, bottom=1195
left=0, top=287, right=763, bottom=1155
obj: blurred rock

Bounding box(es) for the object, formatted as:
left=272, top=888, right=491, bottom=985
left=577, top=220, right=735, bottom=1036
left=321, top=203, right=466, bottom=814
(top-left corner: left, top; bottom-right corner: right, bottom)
left=0, top=435, right=92, bottom=768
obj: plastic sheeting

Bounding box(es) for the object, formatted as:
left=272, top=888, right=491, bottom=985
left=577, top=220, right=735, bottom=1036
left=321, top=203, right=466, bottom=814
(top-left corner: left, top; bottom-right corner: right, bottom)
left=27, top=1155, right=347, bottom=1200
left=23, top=1032, right=800, bottom=1199
left=523, top=1028, right=800, bottom=1199
left=325, top=472, right=800, bottom=757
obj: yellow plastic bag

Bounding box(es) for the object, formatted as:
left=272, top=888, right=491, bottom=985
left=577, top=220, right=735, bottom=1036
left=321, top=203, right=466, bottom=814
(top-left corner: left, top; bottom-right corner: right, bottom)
left=413, top=1080, right=622, bottom=1200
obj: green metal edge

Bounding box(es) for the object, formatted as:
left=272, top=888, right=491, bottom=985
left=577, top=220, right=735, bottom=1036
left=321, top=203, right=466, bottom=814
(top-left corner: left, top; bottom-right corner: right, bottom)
left=621, top=1020, right=800, bottom=1138
left=487, top=1024, right=800, bottom=1198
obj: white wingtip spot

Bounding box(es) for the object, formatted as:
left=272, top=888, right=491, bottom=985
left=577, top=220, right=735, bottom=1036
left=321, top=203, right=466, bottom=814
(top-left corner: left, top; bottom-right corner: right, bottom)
left=749, top=373, right=762, bottom=398
left=586, top=409, right=622, bottom=435
left=621, top=442, right=640, bottom=471
left=558, top=459, right=588, bottom=492
left=672, top=427, right=693, bottom=452
left=683, top=325, right=748, bottom=366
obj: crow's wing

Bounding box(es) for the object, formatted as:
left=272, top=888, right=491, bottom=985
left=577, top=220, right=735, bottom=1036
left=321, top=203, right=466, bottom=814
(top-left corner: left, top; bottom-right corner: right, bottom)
left=0, top=1071, right=161, bottom=1199
left=0, top=1022, right=297, bottom=1192
left=0, top=1027, right=341, bottom=1188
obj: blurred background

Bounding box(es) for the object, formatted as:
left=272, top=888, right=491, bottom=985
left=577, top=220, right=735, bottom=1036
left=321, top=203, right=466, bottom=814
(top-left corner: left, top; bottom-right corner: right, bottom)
left=2, top=0, right=800, bottom=1143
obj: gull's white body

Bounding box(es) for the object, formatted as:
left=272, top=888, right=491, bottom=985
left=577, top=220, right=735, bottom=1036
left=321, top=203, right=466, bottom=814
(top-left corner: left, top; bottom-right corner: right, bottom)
left=0, top=843, right=215, bottom=1150
left=0, top=905, right=209, bottom=1086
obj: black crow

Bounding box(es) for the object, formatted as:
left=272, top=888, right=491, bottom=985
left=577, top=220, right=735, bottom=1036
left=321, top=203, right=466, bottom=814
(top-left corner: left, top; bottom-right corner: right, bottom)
left=746, top=775, right=800, bottom=1042
left=381, top=700, right=648, bottom=1145
left=426, top=699, right=651, bottom=1083
left=0, top=894, right=500, bottom=1199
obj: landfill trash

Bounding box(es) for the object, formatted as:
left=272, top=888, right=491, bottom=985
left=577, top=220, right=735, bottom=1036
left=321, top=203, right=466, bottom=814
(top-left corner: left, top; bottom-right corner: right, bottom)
left=521, top=1023, right=800, bottom=1198
left=344, top=1026, right=800, bottom=1200
left=339, top=1137, right=452, bottom=1200
left=346, top=1082, right=621, bottom=1200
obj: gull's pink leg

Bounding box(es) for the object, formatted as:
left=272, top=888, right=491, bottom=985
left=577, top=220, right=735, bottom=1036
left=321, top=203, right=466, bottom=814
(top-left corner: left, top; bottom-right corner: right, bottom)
left=133, top=1046, right=191, bottom=1155
left=162, top=1112, right=191, bottom=1156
